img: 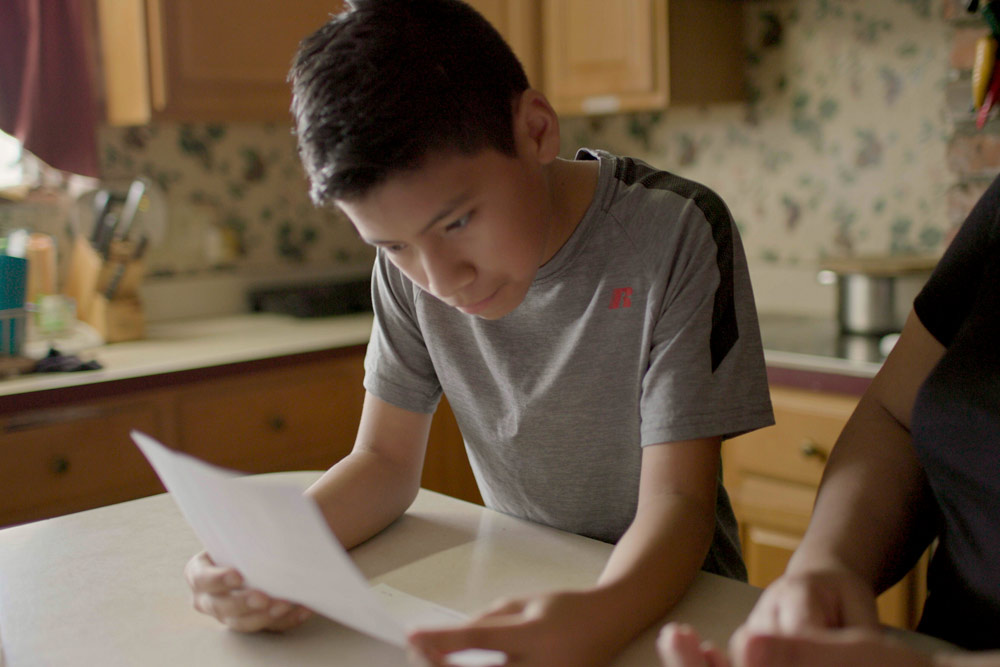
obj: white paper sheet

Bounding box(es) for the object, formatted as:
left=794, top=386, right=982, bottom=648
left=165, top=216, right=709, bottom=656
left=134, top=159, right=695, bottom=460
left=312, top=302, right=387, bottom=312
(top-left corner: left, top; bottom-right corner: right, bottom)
left=130, top=431, right=506, bottom=666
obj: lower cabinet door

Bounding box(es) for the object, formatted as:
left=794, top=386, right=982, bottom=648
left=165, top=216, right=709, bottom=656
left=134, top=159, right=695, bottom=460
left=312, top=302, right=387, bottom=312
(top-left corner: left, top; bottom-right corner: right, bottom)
left=175, top=354, right=365, bottom=473
left=0, top=397, right=169, bottom=527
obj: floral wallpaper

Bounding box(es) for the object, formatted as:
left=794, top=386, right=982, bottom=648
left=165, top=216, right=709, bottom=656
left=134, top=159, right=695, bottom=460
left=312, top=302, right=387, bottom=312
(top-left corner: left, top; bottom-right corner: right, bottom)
left=88, top=0, right=954, bottom=294
left=98, top=123, right=374, bottom=279
left=560, top=0, right=953, bottom=269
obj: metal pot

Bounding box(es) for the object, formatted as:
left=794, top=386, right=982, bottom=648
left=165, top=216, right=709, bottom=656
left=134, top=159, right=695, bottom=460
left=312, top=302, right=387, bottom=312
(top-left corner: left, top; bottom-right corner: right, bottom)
left=819, top=271, right=898, bottom=336
left=817, top=256, right=938, bottom=336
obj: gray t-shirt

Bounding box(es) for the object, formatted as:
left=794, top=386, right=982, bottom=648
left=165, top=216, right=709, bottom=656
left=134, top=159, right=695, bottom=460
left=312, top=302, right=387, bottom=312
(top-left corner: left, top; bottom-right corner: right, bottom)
left=364, top=149, right=773, bottom=579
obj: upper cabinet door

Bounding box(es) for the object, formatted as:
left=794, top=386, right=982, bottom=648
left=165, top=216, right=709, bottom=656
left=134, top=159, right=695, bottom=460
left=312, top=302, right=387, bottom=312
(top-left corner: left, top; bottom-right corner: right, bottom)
left=544, top=0, right=666, bottom=114
left=464, top=0, right=543, bottom=88
left=100, top=0, right=339, bottom=124
left=542, top=0, right=744, bottom=116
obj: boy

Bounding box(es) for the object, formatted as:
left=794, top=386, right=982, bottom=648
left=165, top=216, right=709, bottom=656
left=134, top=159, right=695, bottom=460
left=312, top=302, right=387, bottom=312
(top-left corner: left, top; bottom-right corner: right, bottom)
left=185, top=1, right=773, bottom=664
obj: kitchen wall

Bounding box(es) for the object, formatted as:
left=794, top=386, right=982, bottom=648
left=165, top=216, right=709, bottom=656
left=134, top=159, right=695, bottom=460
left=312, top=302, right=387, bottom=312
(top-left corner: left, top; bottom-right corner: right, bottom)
left=560, top=0, right=955, bottom=314
left=6, top=0, right=976, bottom=320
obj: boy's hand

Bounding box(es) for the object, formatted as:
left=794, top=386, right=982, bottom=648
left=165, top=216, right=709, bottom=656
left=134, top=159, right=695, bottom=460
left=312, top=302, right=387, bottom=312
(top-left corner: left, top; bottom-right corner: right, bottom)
left=408, top=589, right=618, bottom=667
left=184, top=550, right=313, bottom=632
left=657, top=623, right=732, bottom=667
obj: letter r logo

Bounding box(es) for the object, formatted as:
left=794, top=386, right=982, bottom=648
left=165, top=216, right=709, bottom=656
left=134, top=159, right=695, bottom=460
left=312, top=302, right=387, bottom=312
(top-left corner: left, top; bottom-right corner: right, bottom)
left=609, top=287, right=633, bottom=309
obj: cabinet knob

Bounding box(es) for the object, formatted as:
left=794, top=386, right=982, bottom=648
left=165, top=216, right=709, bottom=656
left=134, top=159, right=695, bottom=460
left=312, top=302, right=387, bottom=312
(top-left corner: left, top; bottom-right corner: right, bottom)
left=51, top=457, right=71, bottom=474
left=799, top=440, right=828, bottom=463
left=267, top=415, right=287, bottom=431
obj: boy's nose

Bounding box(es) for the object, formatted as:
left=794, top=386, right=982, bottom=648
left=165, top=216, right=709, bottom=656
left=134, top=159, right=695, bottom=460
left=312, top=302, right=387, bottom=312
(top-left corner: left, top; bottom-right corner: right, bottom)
left=422, top=253, right=474, bottom=301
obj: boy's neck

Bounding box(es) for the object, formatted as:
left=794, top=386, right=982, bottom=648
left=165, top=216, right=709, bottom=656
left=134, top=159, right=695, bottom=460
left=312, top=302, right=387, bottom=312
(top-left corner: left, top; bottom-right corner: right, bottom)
left=540, top=157, right=601, bottom=266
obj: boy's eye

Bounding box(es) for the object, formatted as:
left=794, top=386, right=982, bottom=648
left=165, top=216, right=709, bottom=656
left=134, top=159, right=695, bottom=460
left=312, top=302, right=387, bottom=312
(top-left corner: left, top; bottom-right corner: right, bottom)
left=383, top=243, right=406, bottom=254
left=444, top=214, right=470, bottom=233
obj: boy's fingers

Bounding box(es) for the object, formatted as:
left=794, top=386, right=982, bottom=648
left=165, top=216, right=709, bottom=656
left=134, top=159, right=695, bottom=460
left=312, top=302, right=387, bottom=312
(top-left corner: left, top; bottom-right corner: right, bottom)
left=263, top=605, right=313, bottom=632
left=197, top=588, right=271, bottom=621
left=185, top=551, right=243, bottom=593
left=657, top=623, right=727, bottom=667
left=410, top=621, right=525, bottom=661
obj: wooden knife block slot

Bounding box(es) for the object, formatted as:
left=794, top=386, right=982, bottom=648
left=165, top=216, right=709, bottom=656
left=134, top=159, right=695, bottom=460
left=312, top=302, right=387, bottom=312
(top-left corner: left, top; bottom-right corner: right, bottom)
left=63, top=236, right=146, bottom=343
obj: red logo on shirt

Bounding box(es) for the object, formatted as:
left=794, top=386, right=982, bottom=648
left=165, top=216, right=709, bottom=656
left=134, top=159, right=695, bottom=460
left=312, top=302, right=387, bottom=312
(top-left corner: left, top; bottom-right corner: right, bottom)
left=609, top=287, right=633, bottom=309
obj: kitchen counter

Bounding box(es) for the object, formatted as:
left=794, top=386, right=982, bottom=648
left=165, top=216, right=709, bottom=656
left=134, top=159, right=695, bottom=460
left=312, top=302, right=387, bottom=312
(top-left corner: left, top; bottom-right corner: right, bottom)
left=0, top=312, right=373, bottom=399
left=0, top=472, right=948, bottom=666
left=0, top=310, right=882, bottom=401
left=757, top=313, right=892, bottom=394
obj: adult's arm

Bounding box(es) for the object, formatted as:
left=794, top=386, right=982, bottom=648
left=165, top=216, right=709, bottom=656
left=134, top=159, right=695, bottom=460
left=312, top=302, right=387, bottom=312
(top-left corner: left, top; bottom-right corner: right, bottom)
left=786, top=309, right=943, bottom=592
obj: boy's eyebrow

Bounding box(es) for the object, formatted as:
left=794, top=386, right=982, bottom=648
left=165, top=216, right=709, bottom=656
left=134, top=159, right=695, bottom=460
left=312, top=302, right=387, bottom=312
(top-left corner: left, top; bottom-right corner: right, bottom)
left=365, top=189, right=474, bottom=245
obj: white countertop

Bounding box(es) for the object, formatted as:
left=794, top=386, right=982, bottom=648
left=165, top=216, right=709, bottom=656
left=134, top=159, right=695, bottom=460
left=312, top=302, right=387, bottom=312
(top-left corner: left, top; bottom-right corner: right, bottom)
left=0, top=473, right=950, bottom=666
left=0, top=312, right=373, bottom=397
left=0, top=474, right=760, bottom=667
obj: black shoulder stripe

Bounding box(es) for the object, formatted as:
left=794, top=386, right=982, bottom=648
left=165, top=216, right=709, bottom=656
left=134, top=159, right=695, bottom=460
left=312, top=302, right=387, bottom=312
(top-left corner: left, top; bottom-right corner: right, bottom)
left=615, top=158, right=738, bottom=372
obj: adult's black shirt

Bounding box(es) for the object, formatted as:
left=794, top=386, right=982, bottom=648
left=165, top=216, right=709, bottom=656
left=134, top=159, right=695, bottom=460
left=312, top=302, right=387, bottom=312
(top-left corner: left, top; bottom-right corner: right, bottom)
left=911, top=173, right=1000, bottom=650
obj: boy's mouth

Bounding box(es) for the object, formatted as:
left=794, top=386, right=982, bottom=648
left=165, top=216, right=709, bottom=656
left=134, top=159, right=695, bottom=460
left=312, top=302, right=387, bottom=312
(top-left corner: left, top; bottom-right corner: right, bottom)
left=454, top=287, right=500, bottom=315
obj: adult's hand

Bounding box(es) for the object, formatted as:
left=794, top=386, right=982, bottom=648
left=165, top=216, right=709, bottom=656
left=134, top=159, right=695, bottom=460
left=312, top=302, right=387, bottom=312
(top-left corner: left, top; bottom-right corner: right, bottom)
left=735, top=567, right=880, bottom=638
left=734, top=628, right=937, bottom=667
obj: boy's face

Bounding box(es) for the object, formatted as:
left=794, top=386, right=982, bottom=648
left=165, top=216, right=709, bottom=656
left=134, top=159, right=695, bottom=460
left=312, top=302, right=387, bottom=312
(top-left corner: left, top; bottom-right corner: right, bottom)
left=339, top=146, right=561, bottom=320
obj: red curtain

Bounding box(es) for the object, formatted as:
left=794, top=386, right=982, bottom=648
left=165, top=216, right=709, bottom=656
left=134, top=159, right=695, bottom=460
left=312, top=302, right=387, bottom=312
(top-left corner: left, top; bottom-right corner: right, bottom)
left=0, top=0, right=100, bottom=177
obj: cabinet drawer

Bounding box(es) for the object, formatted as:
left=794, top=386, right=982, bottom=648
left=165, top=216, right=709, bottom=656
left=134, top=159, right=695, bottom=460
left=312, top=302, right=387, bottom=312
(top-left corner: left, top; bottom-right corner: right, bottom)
left=726, top=386, right=859, bottom=487
left=0, top=401, right=167, bottom=526
left=177, top=355, right=365, bottom=473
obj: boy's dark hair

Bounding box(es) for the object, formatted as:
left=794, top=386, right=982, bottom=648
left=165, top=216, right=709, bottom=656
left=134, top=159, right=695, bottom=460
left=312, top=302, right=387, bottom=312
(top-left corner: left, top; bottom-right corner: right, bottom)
left=289, top=0, right=530, bottom=205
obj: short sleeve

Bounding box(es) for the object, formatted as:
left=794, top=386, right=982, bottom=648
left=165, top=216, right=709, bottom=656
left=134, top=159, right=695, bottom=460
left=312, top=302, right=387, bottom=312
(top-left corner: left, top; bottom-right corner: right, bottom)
left=638, top=195, right=772, bottom=445
left=363, top=251, right=442, bottom=414
left=914, top=175, right=1000, bottom=347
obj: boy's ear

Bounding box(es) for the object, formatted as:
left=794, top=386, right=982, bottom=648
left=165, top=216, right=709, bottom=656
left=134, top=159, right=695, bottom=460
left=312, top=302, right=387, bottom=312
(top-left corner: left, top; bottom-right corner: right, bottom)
left=514, top=89, right=560, bottom=164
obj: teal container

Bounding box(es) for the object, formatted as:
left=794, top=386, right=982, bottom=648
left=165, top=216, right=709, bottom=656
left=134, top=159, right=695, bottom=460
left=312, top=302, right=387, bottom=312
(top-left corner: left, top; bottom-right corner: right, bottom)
left=1, top=255, right=28, bottom=355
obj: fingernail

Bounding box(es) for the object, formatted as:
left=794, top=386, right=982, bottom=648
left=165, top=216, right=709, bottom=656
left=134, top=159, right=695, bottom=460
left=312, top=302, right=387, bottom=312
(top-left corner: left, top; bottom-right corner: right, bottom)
left=224, top=572, right=241, bottom=587
left=247, top=593, right=268, bottom=610
left=269, top=601, right=291, bottom=617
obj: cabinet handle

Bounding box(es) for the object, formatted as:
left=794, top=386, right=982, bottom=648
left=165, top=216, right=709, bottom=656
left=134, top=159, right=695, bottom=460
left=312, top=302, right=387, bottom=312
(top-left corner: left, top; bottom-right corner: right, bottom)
left=51, top=457, right=71, bottom=475
left=267, top=415, right=287, bottom=432
left=799, top=440, right=828, bottom=463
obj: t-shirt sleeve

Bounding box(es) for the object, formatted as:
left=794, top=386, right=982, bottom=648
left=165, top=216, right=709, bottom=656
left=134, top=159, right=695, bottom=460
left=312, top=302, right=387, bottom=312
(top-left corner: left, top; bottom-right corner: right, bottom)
left=638, top=193, right=773, bottom=445
left=363, top=251, right=443, bottom=414
left=914, top=174, right=1000, bottom=347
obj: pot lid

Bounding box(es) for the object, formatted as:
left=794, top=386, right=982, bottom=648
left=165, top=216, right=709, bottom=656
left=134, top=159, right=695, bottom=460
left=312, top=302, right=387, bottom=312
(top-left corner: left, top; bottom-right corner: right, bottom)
left=819, top=254, right=940, bottom=276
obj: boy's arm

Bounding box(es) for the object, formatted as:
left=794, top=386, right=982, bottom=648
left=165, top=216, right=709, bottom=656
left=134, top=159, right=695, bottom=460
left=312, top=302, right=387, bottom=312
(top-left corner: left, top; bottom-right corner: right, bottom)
left=306, top=391, right=434, bottom=549
left=409, top=436, right=721, bottom=666
left=590, top=435, right=722, bottom=649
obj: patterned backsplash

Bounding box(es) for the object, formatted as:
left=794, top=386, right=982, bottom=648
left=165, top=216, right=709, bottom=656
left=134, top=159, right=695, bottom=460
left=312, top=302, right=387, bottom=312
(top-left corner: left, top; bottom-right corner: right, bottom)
left=98, top=123, right=375, bottom=279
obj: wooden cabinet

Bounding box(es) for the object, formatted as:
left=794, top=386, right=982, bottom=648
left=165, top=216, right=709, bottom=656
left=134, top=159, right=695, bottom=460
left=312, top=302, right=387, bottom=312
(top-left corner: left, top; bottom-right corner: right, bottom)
left=175, top=353, right=365, bottom=473
left=97, top=0, right=742, bottom=124
left=0, top=346, right=481, bottom=528
left=98, top=0, right=339, bottom=124
left=0, top=393, right=173, bottom=526
left=542, top=0, right=744, bottom=115
left=723, top=385, right=928, bottom=630
left=466, top=0, right=542, bottom=88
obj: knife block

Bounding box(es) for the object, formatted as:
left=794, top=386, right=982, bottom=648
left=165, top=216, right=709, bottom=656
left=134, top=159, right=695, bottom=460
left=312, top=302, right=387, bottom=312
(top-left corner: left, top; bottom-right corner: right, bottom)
left=63, top=236, right=146, bottom=343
